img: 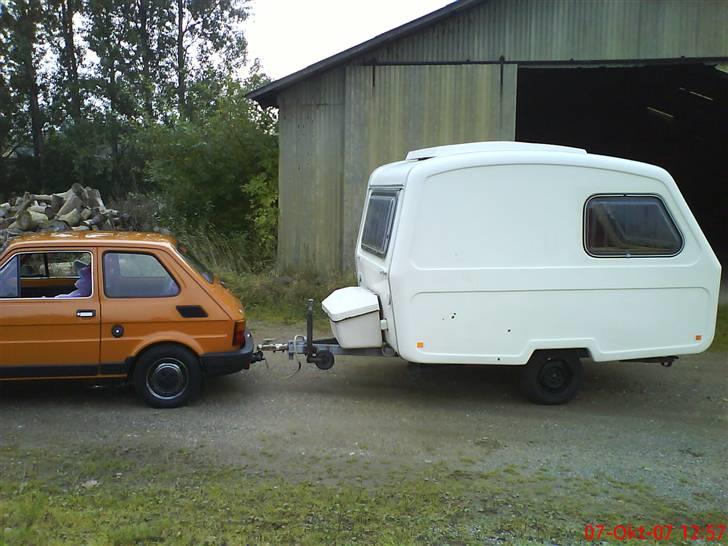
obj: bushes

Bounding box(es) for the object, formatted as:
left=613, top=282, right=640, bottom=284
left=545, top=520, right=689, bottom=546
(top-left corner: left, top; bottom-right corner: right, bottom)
left=142, top=80, right=279, bottom=266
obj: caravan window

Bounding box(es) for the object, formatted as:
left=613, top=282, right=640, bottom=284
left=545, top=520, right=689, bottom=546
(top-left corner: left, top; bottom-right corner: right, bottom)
left=361, top=192, right=397, bottom=257
left=585, top=195, right=683, bottom=257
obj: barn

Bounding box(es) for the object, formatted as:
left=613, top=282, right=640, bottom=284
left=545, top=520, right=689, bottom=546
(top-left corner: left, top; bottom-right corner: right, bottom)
left=247, top=0, right=728, bottom=274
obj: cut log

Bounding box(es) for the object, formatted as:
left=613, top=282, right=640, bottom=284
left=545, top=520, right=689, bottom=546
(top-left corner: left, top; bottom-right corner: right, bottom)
left=70, top=183, right=88, bottom=201
left=82, top=214, right=104, bottom=227
left=58, top=208, right=82, bottom=227
left=38, top=219, right=69, bottom=233
left=14, top=192, right=34, bottom=213
left=49, top=194, right=65, bottom=216
left=33, top=194, right=52, bottom=203
left=80, top=208, right=93, bottom=221
left=17, top=210, right=49, bottom=231
left=56, top=193, right=83, bottom=218
left=28, top=204, right=47, bottom=214
left=85, top=188, right=106, bottom=210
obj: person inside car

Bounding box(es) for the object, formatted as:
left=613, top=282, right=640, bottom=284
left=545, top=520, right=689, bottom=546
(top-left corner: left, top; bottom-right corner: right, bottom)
left=56, top=263, right=92, bottom=298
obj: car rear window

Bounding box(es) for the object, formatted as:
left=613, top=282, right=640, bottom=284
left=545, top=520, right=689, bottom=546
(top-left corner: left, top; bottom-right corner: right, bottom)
left=177, top=244, right=214, bottom=283
left=104, top=252, right=180, bottom=298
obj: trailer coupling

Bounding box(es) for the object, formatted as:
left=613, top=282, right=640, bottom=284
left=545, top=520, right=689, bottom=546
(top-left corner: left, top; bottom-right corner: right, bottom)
left=256, top=299, right=394, bottom=370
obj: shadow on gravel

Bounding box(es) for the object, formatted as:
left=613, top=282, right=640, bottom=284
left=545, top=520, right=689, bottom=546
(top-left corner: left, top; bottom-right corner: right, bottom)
left=0, top=354, right=712, bottom=414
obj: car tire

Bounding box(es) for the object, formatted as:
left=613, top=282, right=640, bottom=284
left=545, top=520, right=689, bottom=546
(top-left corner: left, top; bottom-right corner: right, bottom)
left=520, top=351, right=582, bottom=405
left=133, top=344, right=202, bottom=408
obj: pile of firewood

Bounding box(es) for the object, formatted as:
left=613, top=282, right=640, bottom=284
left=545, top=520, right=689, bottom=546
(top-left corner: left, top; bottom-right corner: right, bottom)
left=0, top=184, right=130, bottom=247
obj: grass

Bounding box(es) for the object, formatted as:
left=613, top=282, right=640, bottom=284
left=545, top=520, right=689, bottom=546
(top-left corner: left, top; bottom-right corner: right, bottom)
left=709, top=305, right=728, bottom=352
left=0, top=446, right=724, bottom=545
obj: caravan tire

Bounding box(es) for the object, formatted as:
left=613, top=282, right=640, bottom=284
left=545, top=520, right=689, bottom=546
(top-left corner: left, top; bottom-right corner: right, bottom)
left=520, top=351, right=582, bottom=405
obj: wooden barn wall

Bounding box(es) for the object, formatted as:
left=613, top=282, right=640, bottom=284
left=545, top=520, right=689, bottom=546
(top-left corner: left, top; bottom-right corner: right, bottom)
left=341, top=64, right=517, bottom=269
left=276, top=68, right=345, bottom=273
left=369, top=0, right=728, bottom=63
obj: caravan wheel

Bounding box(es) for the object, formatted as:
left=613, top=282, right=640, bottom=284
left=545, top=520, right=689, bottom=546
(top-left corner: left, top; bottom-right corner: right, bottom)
left=520, top=351, right=582, bottom=405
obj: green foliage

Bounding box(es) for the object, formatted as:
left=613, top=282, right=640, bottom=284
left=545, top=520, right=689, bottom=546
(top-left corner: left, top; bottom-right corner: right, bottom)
left=143, top=79, right=278, bottom=262
left=0, top=0, right=258, bottom=196
left=0, top=0, right=279, bottom=265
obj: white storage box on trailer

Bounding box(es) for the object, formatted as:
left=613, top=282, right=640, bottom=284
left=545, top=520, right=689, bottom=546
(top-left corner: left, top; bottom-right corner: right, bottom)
left=322, top=287, right=382, bottom=349
left=318, top=141, right=721, bottom=404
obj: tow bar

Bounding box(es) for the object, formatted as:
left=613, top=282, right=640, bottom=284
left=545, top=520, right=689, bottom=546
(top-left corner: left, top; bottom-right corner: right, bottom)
left=256, top=299, right=395, bottom=370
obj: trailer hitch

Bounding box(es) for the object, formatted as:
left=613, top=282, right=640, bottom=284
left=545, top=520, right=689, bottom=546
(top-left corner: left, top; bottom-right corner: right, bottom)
left=304, top=299, right=335, bottom=370
left=256, top=298, right=393, bottom=370
left=255, top=299, right=335, bottom=370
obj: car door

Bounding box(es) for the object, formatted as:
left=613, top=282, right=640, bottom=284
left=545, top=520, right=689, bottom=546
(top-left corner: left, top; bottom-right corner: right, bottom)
left=0, top=248, right=101, bottom=378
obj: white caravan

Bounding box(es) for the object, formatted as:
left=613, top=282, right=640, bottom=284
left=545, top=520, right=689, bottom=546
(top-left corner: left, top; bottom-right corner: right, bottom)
left=263, top=142, right=721, bottom=404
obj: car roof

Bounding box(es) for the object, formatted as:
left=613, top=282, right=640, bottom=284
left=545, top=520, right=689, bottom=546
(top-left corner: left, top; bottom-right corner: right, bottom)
left=3, top=231, right=177, bottom=252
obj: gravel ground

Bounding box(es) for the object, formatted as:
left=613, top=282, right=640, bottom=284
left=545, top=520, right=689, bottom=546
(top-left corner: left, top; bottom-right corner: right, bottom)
left=0, top=320, right=726, bottom=514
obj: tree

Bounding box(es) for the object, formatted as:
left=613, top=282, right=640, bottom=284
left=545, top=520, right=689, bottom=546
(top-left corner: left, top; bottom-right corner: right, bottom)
left=2, top=0, right=46, bottom=165
left=173, top=0, right=249, bottom=119
left=43, top=0, right=84, bottom=124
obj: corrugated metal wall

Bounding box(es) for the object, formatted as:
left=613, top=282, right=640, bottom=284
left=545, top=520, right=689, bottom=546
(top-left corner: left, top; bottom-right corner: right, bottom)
left=277, top=68, right=345, bottom=272
left=371, top=0, right=728, bottom=62
left=341, top=64, right=517, bottom=268
left=276, top=0, right=728, bottom=274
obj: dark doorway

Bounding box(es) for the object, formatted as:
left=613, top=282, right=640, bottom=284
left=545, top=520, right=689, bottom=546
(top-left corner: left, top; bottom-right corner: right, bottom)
left=516, top=64, right=728, bottom=264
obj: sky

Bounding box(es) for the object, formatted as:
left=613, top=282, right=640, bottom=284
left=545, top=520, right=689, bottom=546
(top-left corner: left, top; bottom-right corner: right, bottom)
left=243, top=0, right=454, bottom=80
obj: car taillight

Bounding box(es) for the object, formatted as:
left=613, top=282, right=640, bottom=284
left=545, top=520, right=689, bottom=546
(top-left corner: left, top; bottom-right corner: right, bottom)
left=233, top=320, right=245, bottom=346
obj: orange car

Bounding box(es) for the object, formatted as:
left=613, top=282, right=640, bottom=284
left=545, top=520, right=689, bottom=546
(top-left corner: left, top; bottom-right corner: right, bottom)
left=0, top=232, right=259, bottom=408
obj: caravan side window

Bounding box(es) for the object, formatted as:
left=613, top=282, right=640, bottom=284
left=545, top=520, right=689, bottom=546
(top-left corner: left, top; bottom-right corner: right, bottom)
left=361, top=192, right=398, bottom=257
left=585, top=195, right=683, bottom=257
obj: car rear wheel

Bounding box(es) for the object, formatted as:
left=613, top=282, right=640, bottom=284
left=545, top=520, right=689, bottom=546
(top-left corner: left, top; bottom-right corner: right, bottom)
left=133, top=344, right=202, bottom=408
left=520, top=351, right=582, bottom=405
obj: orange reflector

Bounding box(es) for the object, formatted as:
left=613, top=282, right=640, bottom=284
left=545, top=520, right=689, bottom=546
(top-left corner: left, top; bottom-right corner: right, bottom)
left=695, top=335, right=702, bottom=341
left=416, top=341, right=424, bottom=349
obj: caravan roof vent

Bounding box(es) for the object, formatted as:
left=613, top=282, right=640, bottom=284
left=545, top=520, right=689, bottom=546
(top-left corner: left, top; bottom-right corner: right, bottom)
left=405, top=141, right=587, bottom=160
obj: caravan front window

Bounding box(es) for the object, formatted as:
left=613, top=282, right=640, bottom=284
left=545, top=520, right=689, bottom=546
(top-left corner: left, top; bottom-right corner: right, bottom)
left=585, top=195, right=683, bottom=257
left=361, top=192, right=397, bottom=257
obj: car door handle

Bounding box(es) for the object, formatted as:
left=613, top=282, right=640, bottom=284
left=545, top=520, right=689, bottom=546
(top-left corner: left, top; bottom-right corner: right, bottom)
left=76, top=310, right=96, bottom=318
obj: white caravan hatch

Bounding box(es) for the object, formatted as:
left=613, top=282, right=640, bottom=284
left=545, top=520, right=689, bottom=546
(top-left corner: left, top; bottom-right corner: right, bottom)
left=261, top=142, right=722, bottom=405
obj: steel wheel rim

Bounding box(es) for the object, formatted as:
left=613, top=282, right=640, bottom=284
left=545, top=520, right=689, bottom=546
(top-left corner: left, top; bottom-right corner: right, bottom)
left=538, top=359, right=571, bottom=393
left=146, top=358, right=189, bottom=400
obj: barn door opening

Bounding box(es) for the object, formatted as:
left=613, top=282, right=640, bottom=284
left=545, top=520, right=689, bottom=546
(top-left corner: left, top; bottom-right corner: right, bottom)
left=516, top=64, right=728, bottom=266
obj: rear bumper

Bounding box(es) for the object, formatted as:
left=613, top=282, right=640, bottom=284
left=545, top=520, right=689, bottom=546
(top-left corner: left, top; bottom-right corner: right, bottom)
left=201, top=330, right=255, bottom=377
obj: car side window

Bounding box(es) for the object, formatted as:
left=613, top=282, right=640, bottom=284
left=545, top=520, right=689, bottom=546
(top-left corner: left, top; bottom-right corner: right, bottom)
left=0, top=256, right=19, bottom=298
left=104, top=252, right=180, bottom=298
left=2, top=252, right=92, bottom=299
